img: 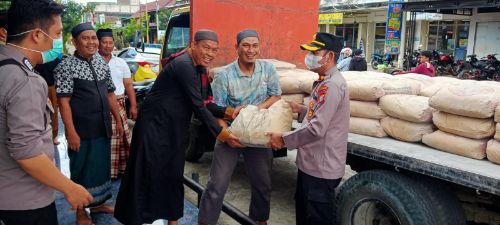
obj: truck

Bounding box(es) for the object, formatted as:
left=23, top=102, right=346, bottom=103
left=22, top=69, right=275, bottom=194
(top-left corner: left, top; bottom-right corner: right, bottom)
left=160, top=1, right=500, bottom=224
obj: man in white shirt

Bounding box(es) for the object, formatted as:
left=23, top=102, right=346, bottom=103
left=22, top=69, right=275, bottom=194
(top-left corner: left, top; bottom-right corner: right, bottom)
left=97, top=29, right=137, bottom=179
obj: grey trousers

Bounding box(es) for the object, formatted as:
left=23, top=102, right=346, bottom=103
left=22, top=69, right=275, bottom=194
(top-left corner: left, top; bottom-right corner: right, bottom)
left=198, top=141, right=273, bottom=224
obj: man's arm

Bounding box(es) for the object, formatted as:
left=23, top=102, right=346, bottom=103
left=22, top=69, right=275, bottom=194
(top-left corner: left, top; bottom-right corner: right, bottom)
left=58, top=97, right=80, bottom=151
left=123, top=78, right=137, bottom=120
left=108, top=92, right=123, bottom=136
left=257, top=95, right=281, bottom=109
left=17, top=155, right=92, bottom=209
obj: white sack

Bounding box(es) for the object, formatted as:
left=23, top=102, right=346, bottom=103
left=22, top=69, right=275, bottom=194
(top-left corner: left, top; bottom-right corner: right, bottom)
left=349, top=117, right=387, bottom=137
left=381, top=117, right=435, bottom=142
left=486, top=140, right=500, bottom=164
left=422, top=130, right=487, bottom=160
left=379, top=95, right=435, bottom=123
left=429, top=84, right=500, bottom=118
left=350, top=100, right=387, bottom=119
left=432, top=111, right=495, bottom=139
left=229, top=100, right=293, bottom=147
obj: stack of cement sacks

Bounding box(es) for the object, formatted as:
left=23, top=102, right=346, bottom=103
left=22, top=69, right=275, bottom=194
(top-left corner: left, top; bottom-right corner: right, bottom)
left=343, top=72, right=421, bottom=138
left=272, top=60, right=316, bottom=119
left=486, top=106, right=500, bottom=164
left=423, top=82, right=499, bottom=161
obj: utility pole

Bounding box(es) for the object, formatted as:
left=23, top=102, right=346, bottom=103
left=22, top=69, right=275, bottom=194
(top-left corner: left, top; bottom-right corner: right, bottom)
left=145, top=1, right=149, bottom=44
left=156, top=0, right=160, bottom=43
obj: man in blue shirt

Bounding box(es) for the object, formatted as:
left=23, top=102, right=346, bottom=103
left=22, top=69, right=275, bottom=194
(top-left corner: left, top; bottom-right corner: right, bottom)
left=198, top=29, right=281, bottom=225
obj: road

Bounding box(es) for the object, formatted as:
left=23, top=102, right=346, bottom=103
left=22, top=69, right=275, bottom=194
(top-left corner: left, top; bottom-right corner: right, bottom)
left=183, top=150, right=356, bottom=225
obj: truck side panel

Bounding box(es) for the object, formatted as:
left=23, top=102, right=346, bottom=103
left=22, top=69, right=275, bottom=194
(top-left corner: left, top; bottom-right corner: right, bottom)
left=191, top=0, right=321, bottom=68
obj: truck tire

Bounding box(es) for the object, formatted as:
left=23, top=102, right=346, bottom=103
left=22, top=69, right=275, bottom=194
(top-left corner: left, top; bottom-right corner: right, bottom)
left=336, top=170, right=440, bottom=225
left=416, top=178, right=466, bottom=225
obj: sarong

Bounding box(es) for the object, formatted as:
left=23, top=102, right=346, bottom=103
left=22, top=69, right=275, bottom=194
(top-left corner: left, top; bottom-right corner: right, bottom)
left=111, top=98, right=132, bottom=178
left=68, top=137, right=112, bottom=207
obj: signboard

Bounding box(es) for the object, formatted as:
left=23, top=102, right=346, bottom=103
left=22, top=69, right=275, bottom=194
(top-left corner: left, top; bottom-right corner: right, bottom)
left=319, top=13, right=343, bottom=25
left=384, top=0, right=403, bottom=54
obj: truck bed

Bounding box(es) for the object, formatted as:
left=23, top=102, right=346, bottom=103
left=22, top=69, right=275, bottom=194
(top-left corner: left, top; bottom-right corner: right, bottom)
left=348, top=133, right=500, bottom=196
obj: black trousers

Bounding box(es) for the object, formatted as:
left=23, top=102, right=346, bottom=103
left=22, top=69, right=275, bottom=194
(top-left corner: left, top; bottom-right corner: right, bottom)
left=0, top=202, right=58, bottom=225
left=295, top=170, right=341, bottom=225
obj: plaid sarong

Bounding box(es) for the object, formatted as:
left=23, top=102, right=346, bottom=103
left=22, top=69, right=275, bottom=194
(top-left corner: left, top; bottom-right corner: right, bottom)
left=111, top=98, right=132, bottom=179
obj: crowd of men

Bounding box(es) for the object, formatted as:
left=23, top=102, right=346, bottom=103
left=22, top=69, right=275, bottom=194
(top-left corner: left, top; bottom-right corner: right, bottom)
left=0, top=1, right=351, bottom=225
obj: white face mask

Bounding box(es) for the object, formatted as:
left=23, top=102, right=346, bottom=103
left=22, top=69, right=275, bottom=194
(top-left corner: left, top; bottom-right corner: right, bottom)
left=304, top=52, right=329, bottom=70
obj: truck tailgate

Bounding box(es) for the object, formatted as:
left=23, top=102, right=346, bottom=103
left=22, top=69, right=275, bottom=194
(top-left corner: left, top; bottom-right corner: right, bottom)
left=348, top=133, right=500, bottom=196
left=191, top=0, right=320, bottom=68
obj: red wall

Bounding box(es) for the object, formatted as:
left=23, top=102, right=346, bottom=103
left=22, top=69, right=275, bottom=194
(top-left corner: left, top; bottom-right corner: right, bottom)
left=191, top=0, right=320, bottom=69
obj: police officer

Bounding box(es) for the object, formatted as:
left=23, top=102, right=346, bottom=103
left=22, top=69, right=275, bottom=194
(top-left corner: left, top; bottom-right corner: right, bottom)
left=267, top=32, right=350, bottom=225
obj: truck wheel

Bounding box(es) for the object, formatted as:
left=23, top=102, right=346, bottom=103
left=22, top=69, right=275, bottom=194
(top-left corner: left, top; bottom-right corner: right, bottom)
left=336, top=170, right=439, bottom=225
left=417, top=179, right=466, bottom=225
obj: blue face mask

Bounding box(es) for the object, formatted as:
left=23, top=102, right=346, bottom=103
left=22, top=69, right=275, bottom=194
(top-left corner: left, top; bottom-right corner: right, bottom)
left=7, top=29, right=63, bottom=64
left=40, top=30, right=63, bottom=63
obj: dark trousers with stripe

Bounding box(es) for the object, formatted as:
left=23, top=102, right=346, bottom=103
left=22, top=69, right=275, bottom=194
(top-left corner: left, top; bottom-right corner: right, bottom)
left=295, top=170, right=341, bottom=225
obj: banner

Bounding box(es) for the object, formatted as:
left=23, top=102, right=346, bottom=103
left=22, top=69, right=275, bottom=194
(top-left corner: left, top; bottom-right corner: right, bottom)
left=319, top=13, right=343, bottom=24
left=384, top=0, right=403, bottom=54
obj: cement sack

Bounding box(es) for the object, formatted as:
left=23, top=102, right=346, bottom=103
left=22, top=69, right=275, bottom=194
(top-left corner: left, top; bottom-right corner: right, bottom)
left=342, top=71, right=393, bottom=81
left=261, top=59, right=296, bottom=70
left=281, top=94, right=305, bottom=105
left=350, top=100, right=387, bottom=119
left=395, top=73, right=435, bottom=87
left=230, top=100, right=293, bottom=148
left=381, top=117, right=435, bottom=142
left=486, top=140, right=500, bottom=164
left=303, top=96, right=311, bottom=107
left=495, top=123, right=500, bottom=141
left=347, top=80, right=385, bottom=101
left=422, top=130, right=487, bottom=159
left=495, top=105, right=500, bottom=123
left=380, top=79, right=420, bottom=96
left=280, top=76, right=302, bottom=94
left=432, top=111, right=495, bottom=139
left=349, top=117, right=387, bottom=137
left=419, top=77, right=463, bottom=97
left=429, top=84, right=500, bottom=118
left=379, top=95, right=435, bottom=123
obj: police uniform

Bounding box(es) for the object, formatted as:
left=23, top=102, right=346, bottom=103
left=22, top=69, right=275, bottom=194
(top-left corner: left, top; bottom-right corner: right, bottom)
left=282, top=33, right=350, bottom=225
left=0, top=45, right=58, bottom=224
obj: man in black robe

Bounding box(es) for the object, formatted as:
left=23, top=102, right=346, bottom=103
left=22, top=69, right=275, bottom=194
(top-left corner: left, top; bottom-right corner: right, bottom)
left=114, top=30, right=243, bottom=225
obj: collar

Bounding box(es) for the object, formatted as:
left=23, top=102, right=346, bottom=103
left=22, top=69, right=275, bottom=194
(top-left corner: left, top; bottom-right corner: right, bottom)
left=318, top=66, right=338, bottom=81
left=74, top=51, right=94, bottom=62
left=233, top=59, right=262, bottom=77
left=0, top=45, right=35, bottom=71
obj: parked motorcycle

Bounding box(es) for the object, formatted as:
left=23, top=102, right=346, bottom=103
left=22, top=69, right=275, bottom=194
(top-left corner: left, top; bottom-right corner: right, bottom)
left=402, top=50, right=420, bottom=70
left=430, top=50, right=457, bottom=76
left=371, top=53, right=395, bottom=70
left=457, top=54, right=499, bottom=81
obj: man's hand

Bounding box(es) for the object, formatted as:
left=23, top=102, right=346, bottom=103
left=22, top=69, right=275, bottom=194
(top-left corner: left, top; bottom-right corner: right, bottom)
left=286, top=101, right=303, bottom=114
left=64, top=183, right=93, bottom=210
left=266, top=132, right=285, bottom=150
left=232, top=105, right=247, bottom=119
left=116, top=122, right=124, bottom=137
left=129, top=105, right=138, bottom=120
left=67, top=131, right=81, bottom=151
left=226, top=133, right=245, bottom=148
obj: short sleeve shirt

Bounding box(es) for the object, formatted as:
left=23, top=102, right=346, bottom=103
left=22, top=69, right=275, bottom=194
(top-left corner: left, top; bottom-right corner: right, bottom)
left=106, top=55, right=131, bottom=96
left=54, top=53, right=115, bottom=139
left=211, top=59, right=281, bottom=108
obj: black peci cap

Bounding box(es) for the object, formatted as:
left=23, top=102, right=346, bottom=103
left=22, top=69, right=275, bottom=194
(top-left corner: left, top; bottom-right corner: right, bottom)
left=96, top=28, right=113, bottom=39
left=300, top=32, right=343, bottom=53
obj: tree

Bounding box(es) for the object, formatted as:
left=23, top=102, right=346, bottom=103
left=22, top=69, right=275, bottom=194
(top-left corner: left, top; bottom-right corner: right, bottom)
left=61, top=0, right=84, bottom=52
left=0, top=2, right=10, bottom=11
left=157, top=8, right=173, bottom=30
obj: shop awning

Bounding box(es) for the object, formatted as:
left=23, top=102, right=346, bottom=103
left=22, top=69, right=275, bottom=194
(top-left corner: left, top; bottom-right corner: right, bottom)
left=401, top=0, right=500, bottom=11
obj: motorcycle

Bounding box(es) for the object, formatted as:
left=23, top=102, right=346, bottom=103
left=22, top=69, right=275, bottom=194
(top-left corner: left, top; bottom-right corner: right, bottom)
left=457, top=54, right=499, bottom=81
left=430, top=50, right=457, bottom=76
left=402, top=50, right=420, bottom=70
left=371, top=53, right=395, bottom=70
